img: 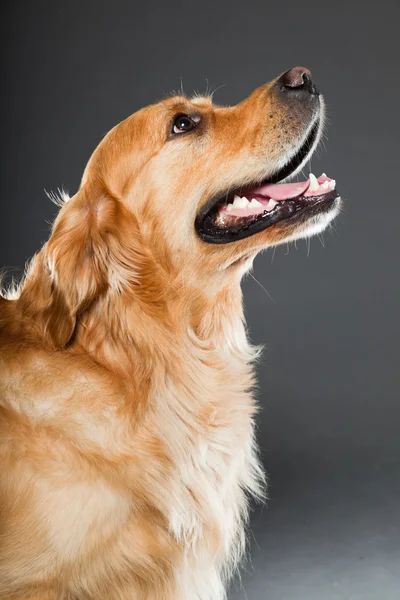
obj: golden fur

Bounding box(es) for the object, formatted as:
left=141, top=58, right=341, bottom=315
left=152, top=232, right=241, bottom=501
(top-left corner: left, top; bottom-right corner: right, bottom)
left=0, top=72, right=337, bottom=599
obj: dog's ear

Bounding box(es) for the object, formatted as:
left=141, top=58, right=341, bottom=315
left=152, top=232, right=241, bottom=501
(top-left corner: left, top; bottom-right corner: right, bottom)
left=18, top=185, right=144, bottom=349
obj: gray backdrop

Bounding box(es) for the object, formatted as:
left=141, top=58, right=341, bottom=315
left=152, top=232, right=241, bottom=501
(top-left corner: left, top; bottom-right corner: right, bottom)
left=1, top=2, right=399, bottom=599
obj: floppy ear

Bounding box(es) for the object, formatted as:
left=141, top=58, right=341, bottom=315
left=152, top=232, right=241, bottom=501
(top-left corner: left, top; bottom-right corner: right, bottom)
left=18, top=185, right=144, bottom=349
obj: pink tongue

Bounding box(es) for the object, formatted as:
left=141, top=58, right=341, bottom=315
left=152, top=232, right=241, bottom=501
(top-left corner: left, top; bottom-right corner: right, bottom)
left=254, top=180, right=310, bottom=201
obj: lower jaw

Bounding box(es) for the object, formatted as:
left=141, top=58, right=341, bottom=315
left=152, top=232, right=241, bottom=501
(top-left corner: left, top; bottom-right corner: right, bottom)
left=196, top=191, right=340, bottom=244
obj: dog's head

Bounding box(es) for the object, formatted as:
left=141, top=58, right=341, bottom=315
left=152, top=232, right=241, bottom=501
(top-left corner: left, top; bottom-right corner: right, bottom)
left=82, top=66, right=339, bottom=275
left=18, top=67, right=341, bottom=348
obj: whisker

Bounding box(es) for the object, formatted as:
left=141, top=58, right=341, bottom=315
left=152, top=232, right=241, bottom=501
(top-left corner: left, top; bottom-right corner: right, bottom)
left=248, top=272, right=276, bottom=303
left=330, top=222, right=340, bottom=237
left=180, top=76, right=185, bottom=97
left=209, top=83, right=227, bottom=100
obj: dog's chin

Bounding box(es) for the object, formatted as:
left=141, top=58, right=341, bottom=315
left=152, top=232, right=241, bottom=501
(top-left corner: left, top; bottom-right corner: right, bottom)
left=272, top=199, right=341, bottom=244
left=195, top=114, right=341, bottom=246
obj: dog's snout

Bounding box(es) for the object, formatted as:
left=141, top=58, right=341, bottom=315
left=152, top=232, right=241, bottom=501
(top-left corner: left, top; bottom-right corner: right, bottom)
left=278, top=66, right=319, bottom=96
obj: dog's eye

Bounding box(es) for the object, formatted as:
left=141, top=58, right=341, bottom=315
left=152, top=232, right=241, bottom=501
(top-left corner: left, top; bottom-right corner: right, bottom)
left=172, top=114, right=198, bottom=134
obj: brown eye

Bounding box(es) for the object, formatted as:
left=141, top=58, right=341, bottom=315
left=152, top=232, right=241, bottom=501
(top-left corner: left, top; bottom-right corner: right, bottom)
left=172, top=114, right=197, bottom=134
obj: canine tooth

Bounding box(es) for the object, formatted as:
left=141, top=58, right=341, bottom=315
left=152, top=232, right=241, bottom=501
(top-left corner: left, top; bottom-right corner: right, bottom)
left=308, top=173, right=320, bottom=192
left=250, top=198, right=262, bottom=206
left=265, top=198, right=278, bottom=211
left=322, top=172, right=327, bottom=177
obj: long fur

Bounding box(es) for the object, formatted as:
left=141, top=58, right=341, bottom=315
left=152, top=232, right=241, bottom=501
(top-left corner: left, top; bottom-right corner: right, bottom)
left=0, top=74, right=337, bottom=599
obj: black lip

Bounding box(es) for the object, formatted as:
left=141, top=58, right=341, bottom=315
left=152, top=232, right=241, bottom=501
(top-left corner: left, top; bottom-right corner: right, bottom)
left=195, top=118, right=322, bottom=244
left=197, top=190, right=340, bottom=244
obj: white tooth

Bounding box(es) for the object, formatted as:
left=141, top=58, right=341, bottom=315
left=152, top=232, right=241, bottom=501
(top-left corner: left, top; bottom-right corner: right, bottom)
left=322, top=181, right=329, bottom=190
left=322, top=172, right=327, bottom=177
left=250, top=198, right=262, bottom=206
left=233, top=197, right=248, bottom=208
left=265, top=198, right=278, bottom=211
left=232, top=195, right=243, bottom=207
left=241, top=196, right=250, bottom=205
left=226, top=204, right=234, bottom=211
left=330, top=179, right=336, bottom=188
left=308, top=173, right=320, bottom=192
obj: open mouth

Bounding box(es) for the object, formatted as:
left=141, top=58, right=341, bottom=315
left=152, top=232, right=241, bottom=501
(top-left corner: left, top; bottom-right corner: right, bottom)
left=195, top=120, right=340, bottom=244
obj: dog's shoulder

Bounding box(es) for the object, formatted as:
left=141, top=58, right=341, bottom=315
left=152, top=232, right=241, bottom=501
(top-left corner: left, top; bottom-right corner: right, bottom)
left=0, top=329, right=126, bottom=450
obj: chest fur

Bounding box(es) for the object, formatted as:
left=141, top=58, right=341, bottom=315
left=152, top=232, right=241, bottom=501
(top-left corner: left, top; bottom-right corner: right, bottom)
left=142, top=348, right=264, bottom=563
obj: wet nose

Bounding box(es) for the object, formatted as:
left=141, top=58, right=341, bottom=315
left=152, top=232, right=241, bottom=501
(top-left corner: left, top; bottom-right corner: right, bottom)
left=278, top=66, right=319, bottom=96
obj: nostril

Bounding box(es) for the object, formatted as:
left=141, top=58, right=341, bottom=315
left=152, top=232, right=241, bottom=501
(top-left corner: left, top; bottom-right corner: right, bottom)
left=279, top=66, right=319, bottom=96
left=301, top=72, right=311, bottom=87
left=282, top=67, right=311, bottom=88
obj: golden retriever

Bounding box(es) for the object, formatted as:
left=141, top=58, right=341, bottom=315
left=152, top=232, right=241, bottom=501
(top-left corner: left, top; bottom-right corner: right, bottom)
left=0, top=67, right=341, bottom=600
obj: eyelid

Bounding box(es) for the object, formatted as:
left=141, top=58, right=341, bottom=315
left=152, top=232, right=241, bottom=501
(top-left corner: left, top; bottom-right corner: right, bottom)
left=173, top=112, right=202, bottom=124
left=167, top=113, right=202, bottom=140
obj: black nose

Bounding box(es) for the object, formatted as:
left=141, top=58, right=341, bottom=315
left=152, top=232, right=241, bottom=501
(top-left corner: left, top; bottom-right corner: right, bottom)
left=278, top=66, right=319, bottom=96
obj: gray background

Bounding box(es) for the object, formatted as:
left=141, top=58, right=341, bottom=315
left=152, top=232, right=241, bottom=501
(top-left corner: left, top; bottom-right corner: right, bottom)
left=1, top=1, right=399, bottom=599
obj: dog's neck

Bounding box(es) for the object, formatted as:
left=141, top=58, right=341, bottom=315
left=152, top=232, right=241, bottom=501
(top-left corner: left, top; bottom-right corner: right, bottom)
left=70, top=270, right=251, bottom=379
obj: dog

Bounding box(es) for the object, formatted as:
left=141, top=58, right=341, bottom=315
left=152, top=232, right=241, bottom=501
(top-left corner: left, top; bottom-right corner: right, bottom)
left=0, top=67, right=341, bottom=600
